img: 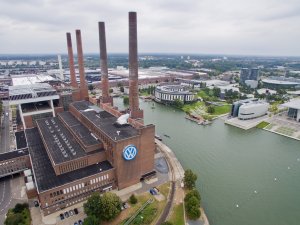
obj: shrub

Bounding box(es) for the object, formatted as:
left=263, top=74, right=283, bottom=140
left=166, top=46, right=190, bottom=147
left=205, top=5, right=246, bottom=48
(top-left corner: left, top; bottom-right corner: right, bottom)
left=129, top=194, right=137, bottom=204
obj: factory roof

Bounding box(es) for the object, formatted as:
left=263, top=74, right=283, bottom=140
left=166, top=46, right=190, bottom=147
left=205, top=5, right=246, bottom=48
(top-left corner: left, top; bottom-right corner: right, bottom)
left=9, top=83, right=58, bottom=102
left=58, top=111, right=102, bottom=147
left=26, top=128, right=113, bottom=192
left=11, top=74, right=56, bottom=86
left=0, top=149, right=29, bottom=162
left=15, top=131, right=27, bottom=149
left=36, top=117, right=88, bottom=164
left=71, top=101, right=139, bottom=141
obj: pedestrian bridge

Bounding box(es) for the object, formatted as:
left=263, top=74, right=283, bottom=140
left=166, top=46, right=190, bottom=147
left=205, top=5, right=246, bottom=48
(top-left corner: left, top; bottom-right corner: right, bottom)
left=0, top=149, right=30, bottom=178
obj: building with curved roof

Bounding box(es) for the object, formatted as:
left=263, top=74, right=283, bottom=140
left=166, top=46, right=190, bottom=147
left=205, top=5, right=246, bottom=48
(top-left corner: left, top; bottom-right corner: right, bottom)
left=155, top=84, right=196, bottom=103
left=262, top=77, right=300, bottom=89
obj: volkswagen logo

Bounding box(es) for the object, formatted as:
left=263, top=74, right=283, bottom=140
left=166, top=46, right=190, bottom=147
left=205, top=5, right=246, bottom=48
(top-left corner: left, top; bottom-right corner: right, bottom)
left=123, top=145, right=138, bottom=161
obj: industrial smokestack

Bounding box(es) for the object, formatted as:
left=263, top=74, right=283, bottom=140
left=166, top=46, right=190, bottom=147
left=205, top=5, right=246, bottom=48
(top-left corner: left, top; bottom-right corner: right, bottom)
left=57, top=54, right=64, bottom=81
left=128, top=12, right=143, bottom=119
left=75, top=29, right=89, bottom=100
left=98, top=22, right=113, bottom=105
left=66, top=33, right=78, bottom=88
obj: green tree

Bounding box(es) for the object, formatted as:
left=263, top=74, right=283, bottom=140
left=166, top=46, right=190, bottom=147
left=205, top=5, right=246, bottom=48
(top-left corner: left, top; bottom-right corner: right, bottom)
left=83, top=193, right=102, bottom=216
left=184, top=190, right=201, bottom=203
left=109, top=88, right=113, bottom=93
left=120, top=86, right=124, bottom=92
left=5, top=213, right=24, bottom=225
left=99, top=192, right=122, bottom=221
left=123, top=96, right=129, bottom=105
left=173, top=99, right=184, bottom=109
left=206, top=105, right=215, bottom=114
left=13, top=203, right=29, bottom=214
left=183, top=169, right=198, bottom=189
left=185, top=196, right=201, bottom=220
left=83, top=215, right=100, bottom=225
left=129, top=194, right=137, bottom=204
left=212, top=87, right=221, bottom=97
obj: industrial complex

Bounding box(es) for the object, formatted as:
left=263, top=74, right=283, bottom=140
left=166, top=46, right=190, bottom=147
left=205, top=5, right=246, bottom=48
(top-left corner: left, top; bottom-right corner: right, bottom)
left=0, top=12, right=156, bottom=217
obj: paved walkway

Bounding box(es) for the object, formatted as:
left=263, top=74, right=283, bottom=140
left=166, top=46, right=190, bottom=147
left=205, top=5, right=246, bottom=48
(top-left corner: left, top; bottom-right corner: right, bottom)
left=154, top=139, right=185, bottom=225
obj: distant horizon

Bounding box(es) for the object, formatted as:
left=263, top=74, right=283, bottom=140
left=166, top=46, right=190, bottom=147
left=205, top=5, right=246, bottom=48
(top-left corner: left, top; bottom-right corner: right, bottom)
left=0, top=52, right=299, bottom=58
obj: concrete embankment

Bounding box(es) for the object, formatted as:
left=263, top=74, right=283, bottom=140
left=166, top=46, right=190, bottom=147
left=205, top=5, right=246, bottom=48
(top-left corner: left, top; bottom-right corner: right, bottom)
left=155, top=139, right=210, bottom=225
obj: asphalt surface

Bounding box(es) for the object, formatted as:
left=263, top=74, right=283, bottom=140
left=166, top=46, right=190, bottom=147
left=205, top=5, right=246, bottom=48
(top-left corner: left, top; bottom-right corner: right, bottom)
left=0, top=177, right=12, bottom=224
left=0, top=102, right=10, bottom=153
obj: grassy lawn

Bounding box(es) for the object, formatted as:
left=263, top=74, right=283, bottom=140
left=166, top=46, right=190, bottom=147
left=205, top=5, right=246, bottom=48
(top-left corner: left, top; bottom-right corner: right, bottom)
left=182, top=101, right=205, bottom=113
left=182, top=101, right=230, bottom=120
left=121, top=182, right=170, bottom=225
left=158, top=182, right=170, bottom=198
left=256, top=121, right=270, bottom=129
left=211, top=104, right=231, bottom=116
left=169, top=203, right=184, bottom=225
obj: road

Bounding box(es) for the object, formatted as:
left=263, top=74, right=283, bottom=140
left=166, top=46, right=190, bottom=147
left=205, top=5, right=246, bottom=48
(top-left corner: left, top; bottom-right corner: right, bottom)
left=0, top=177, right=12, bottom=224
left=0, top=102, right=10, bottom=153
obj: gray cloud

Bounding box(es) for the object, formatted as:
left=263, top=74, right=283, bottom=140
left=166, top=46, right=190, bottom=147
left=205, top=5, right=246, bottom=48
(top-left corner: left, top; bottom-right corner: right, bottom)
left=0, top=0, right=299, bottom=56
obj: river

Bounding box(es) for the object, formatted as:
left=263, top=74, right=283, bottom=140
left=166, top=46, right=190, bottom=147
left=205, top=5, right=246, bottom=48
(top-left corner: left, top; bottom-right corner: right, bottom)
left=114, top=97, right=300, bottom=225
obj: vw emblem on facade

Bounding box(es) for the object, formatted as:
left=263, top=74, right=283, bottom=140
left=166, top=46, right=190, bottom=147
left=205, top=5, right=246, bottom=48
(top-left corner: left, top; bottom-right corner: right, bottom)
left=123, top=145, right=138, bottom=161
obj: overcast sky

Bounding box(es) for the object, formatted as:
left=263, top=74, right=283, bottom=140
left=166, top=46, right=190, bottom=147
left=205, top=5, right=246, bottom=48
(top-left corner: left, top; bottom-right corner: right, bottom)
left=0, top=0, right=299, bottom=56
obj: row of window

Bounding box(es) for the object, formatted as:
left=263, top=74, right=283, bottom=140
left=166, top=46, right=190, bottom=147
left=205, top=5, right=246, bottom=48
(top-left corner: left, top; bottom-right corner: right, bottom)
left=59, top=159, right=88, bottom=174
left=49, top=173, right=110, bottom=199
left=155, top=92, right=195, bottom=102
left=45, top=185, right=113, bottom=215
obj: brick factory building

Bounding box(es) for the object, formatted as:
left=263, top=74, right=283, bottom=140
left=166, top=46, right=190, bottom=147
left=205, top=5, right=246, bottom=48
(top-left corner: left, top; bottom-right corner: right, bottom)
left=1, top=12, right=156, bottom=216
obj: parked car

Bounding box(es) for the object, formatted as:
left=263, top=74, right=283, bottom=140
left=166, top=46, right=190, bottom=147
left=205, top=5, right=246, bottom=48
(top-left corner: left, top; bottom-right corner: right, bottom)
left=74, top=208, right=79, bottom=214
left=59, top=214, right=64, bottom=220
left=149, top=188, right=157, bottom=195
left=78, top=220, right=83, bottom=225
left=74, top=223, right=78, bottom=225
left=69, top=210, right=74, bottom=216
left=64, top=211, right=69, bottom=218
left=153, top=187, right=160, bottom=193
left=122, top=202, right=129, bottom=209
left=34, top=201, right=39, bottom=207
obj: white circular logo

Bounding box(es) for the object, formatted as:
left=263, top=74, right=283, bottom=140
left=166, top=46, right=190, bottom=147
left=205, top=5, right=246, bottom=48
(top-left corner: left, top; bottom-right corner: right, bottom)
left=123, top=145, right=138, bottom=161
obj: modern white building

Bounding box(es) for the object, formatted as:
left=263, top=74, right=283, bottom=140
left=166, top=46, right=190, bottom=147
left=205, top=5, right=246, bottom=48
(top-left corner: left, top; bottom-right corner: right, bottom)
left=231, top=99, right=269, bottom=120
left=282, top=99, right=300, bottom=122
left=155, top=84, right=196, bottom=103
left=245, top=80, right=258, bottom=89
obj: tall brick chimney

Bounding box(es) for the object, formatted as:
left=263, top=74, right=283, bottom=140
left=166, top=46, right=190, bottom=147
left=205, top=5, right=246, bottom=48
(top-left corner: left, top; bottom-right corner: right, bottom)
left=98, top=22, right=113, bottom=105
left=66, top=33, right=78, bottom=88
left=75, top=29, right=89, bottom=100
left=128, top=12, right=143, bottom=119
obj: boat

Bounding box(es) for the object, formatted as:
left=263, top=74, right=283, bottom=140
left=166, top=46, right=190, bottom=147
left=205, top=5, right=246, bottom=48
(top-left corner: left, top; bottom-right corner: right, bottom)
left=163, top=134, right=171, bottom=138
left=155, top=134, right=162, bottom=141
left=151, top=103, right=155, bottom=109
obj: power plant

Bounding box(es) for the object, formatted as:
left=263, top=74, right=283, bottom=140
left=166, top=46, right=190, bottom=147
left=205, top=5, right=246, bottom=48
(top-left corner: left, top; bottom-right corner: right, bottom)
left=1, top=12, right=155, bottom=216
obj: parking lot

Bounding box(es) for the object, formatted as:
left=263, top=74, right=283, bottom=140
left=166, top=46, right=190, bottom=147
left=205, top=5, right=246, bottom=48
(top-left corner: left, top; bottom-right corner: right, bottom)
left=30, top=201, right=86, bottom=225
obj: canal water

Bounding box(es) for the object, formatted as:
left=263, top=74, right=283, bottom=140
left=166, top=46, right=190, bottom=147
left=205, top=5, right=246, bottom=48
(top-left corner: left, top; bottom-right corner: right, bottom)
left=114, top=98, right=300, bottom=225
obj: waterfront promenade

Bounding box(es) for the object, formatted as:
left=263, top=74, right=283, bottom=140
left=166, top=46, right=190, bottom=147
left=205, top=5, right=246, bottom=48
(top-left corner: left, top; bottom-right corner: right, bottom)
left=155, top=139, right=210, bottom=225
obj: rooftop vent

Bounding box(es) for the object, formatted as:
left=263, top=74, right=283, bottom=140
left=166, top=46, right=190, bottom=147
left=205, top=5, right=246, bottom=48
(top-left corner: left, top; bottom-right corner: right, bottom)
left=116, top=113, right=129, bottom=125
